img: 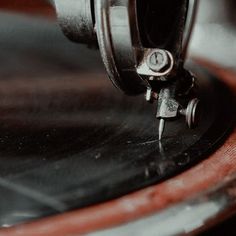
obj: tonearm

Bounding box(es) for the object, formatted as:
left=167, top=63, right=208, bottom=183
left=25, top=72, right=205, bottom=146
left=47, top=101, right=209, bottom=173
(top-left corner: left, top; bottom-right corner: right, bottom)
left=52, top=0, right=200, bottom=140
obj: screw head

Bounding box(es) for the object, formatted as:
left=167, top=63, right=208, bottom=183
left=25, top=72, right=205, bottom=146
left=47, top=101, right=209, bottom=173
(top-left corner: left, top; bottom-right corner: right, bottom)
left=185, top=98, right=201, bottom=128
left=147, top=49, right=169, bottom=72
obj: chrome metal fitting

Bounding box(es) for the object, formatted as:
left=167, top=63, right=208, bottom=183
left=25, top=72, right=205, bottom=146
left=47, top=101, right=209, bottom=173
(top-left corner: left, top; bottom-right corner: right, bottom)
left=53, top=0, right=200, bottom=140
left=54, top=0, right=195, bottom=95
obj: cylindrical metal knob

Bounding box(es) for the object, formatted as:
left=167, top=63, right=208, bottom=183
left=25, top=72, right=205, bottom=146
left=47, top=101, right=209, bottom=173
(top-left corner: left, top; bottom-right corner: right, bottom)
left=180, top=98, right=201, bottom=128
left=54, top=0, right=97, bottom=45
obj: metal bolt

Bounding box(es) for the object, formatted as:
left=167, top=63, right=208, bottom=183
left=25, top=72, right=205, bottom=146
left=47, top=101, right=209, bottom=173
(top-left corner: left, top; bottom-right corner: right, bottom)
left=145, top=87, right=153, bottom=102
left=147, top=49, right=170, bottom=72
left=145, top=87, right=158, bottom=103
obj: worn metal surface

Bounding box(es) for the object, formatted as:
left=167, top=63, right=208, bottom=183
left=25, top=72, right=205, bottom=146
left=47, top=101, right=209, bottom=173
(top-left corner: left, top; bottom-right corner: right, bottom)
left=94, top=0, right=145, bottom=95
left=54, top=0, right=189, bottom=95
left=54, top=0, right=96, bottom=44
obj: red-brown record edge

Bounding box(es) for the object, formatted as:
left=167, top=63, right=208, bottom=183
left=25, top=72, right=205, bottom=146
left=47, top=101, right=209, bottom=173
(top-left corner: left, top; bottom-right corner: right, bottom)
left=0, top=0, right=55, bottom=18
left=0, top=60, right=235, bottom=236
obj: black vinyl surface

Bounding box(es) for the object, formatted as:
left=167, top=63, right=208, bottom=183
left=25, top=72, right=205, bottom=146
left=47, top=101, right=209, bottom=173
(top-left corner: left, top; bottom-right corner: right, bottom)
left=0, top=13, right=234, bottom=227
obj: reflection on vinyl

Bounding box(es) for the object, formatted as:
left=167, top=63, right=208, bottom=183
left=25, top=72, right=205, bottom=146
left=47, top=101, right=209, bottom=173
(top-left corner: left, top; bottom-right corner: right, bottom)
left=0, top=65, right=233, bottom=227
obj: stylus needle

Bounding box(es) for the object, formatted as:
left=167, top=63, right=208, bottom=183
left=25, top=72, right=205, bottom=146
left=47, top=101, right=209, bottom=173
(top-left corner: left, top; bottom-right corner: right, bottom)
left=159, top=118, right=165, bottom=141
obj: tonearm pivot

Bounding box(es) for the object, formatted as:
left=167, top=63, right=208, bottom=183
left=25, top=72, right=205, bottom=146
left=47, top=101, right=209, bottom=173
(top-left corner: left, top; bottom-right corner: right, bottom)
left=53, top=0, right=200, bottom=140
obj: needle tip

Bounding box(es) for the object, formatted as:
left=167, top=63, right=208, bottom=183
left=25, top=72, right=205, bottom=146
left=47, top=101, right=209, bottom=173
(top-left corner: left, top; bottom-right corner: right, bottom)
left=159, top=119, right=165, bottom=141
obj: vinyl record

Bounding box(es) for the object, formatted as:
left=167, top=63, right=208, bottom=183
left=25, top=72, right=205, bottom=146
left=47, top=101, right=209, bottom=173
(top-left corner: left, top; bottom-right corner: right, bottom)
left=0, top=13, right=234, bottom=235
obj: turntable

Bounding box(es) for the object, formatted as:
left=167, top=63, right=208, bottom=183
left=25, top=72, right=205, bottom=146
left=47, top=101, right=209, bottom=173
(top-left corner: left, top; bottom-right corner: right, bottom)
left=0, top=1, right=235, bottom=235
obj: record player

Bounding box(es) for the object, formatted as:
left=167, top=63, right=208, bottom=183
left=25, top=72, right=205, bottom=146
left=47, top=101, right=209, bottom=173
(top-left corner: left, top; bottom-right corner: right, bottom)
left=0, top=0, right=235, bottom=235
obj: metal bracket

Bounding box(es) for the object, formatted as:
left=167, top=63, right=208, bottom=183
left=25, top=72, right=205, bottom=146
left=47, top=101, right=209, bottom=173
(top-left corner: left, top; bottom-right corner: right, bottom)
left=137, top=49, right=175, bottom=80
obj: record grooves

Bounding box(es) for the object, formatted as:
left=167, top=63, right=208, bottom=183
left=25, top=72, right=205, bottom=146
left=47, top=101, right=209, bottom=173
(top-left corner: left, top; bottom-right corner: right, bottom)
left=0, top=63, right=234, bottom=227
